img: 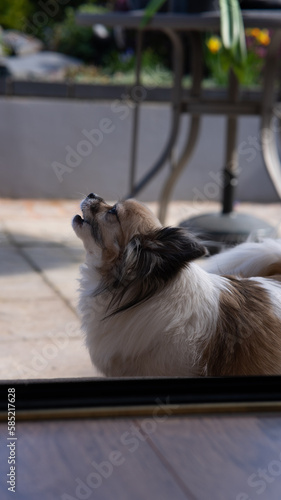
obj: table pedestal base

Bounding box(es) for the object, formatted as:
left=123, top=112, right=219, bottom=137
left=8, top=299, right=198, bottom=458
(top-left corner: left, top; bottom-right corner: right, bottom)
left=179, top=212, right=274, bottom=253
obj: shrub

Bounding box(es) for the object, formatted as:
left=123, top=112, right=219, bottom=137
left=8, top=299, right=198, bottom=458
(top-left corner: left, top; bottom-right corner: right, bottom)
left=205, top=28, right=270, bottom=87
left=0, top=0, right=34, bottom=31
left=51, top=7, right=96, bottom=62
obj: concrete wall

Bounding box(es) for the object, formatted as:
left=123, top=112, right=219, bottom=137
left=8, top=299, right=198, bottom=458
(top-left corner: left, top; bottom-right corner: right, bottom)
left=0, top=97, right=279, bottom=203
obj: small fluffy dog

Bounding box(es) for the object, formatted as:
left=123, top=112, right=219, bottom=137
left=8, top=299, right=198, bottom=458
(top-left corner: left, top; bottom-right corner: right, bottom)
left=72, top=193, right=281, bottom=377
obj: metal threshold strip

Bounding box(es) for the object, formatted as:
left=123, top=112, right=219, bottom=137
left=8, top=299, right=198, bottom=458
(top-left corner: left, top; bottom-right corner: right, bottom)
left=1, top=376, right=281, bottom=420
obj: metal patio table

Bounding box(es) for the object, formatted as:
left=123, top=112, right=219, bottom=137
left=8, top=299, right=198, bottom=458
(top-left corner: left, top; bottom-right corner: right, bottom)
left=77, top=10, right=281, bottom=242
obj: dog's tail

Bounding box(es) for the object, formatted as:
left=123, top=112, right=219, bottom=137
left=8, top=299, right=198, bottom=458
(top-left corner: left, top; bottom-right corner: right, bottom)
left=201, top=238, right=281, bottom=278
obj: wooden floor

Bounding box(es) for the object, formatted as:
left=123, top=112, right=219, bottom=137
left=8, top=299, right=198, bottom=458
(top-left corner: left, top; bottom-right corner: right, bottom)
left=1, top=413, right=281, bottom=499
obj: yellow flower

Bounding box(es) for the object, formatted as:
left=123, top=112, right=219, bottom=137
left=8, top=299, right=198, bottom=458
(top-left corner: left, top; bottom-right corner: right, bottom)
left=250, top=28, right=261, bottom=39
left=257, top=29, right=270, bottom=46
left=248, top=28, right=271, bottom=46
left=206, top=37, right=222, bottom=54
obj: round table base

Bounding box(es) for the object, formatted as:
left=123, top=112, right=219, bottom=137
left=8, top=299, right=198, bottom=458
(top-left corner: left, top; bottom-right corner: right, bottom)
left=179, top=212, right=274, bottom=254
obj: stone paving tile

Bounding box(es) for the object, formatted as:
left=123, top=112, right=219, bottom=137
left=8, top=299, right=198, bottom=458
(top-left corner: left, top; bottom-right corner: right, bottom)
left=0, top=247, right=35, bottom=276
left=0, top=249, right=55, bottom=300
left=3, top=219, right=78, bottom=246
left=0, top=273, right=56, bottom=301
left=0, top=338, right=99, bottom=380
left=0, top=299, right=79, bottom=341
left=23, top=246, right=81, bottom=306
left=0, top=222, right=9, bottom=246
left=0, top=199, right=29, bottom=218
left=0, top=199, right=75, bottom=219
left=64, top=245, right=85, bottom=262
left=24, top=245, right=81, bottom=268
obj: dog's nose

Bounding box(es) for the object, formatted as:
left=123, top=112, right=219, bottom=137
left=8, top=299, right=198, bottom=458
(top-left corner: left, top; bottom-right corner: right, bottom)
left=86, top=193, right=104, bottom=203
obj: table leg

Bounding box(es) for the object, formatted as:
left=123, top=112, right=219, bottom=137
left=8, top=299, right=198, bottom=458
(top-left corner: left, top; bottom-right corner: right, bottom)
left=222, top=69, right=239, bottom=214
left=178, top=67, right=274, bottom=250
left=260, top=29, right=281, bottom=200
left=129, top=29, right=143, bottom=193
left=126, top=28, right=183, bottom=198
left=158, top=31, right=203, bottom=224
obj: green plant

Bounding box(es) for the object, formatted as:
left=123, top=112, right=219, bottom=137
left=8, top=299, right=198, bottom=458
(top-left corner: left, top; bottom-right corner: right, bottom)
left=78, top=4, right=109, bottom=15
left=142, top=0, right=247, bottom=81
left=205, top=28, right=270, bottom=86
left=51, top=4, right=114, bottom=62
left=51, top=7, right=97, bottom=62
left=102, top=47, right=162, bottom=73
left=0, top=0, right=34, bottom=31
left=219, top=0, right=246, bottom=66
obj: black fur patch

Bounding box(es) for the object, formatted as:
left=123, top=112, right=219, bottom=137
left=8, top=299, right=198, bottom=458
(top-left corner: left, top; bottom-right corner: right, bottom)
left=105, top=227, right=206, bottom=316
left=90, top=220, right=104, bottom=248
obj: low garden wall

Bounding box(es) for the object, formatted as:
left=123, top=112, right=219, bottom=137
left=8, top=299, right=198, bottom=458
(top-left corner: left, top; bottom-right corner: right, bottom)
left=0, top=97, right=279, bottom=204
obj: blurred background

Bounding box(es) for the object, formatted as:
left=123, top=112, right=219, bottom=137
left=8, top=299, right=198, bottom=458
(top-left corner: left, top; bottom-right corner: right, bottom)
left=0, top=0, right=279, bottom=202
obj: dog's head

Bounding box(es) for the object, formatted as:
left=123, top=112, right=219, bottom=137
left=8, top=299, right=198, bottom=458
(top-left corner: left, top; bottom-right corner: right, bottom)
left=72, top=194, right=207, bottom=313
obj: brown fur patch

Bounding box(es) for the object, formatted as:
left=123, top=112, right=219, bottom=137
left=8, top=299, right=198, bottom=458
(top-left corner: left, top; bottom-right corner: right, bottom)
left=259, top=261, right=281, bottom=281
left=266, top=275, right=281, bottom=283
left=200, top=277, right=281, bottom=376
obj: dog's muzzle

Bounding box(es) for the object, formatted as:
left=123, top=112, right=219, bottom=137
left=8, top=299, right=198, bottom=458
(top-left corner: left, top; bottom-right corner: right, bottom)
left=86, top=193, right=104, bottom=202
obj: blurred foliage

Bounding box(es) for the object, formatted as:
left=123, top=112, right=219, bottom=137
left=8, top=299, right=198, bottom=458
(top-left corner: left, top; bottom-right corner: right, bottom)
left=0, top=0, right=34, bottom=31
left=51, top=5, right=113, bottom=63
left=0, top=1, right=112, bottom=38
left=66, top=49, right=173, bottom=86
left=142, top=0, right=248, bottom=83
left=0, top=0, right=266, bottom=88
left=51, top=7, right=95, bottom=62
left=102, top=46, right=163, bottom=73
left=205, top=28, right=270, bottom=86
left=78, top=3, right=110, bottom=14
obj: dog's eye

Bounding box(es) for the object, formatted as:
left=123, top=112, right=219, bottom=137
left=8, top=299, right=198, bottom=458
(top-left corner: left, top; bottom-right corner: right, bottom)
left=108, top=205, right=118, bottom=215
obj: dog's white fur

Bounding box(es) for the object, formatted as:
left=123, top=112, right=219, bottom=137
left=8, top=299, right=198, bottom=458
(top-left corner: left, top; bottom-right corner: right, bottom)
left=201, top=238, right=281, bottom=277
left=72, top=195, right=281, bottom=377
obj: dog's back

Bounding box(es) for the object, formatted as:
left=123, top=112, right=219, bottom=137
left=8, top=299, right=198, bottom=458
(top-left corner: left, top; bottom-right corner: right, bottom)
left=202, top=238, right=281, bottom=278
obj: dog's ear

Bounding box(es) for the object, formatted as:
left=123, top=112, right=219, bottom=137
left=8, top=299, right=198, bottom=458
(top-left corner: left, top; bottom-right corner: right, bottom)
left=121, top=227, right=207, bottom=284
left=108, top=227, right=206, bottom=315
